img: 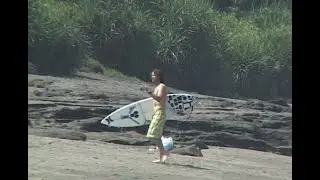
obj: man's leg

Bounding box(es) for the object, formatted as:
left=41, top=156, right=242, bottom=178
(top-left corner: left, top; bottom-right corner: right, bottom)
left=149, top=138, right=161, bottom=162
left=147, top=110, right=167, bottom=163
left=154, top=138, right=169, bottom=163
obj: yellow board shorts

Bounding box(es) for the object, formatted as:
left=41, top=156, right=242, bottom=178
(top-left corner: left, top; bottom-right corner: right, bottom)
left=147, top=106, right=166, bottom=139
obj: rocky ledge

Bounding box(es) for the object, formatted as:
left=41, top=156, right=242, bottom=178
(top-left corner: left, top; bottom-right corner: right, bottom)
left=28, top=72, right=292, bottom=157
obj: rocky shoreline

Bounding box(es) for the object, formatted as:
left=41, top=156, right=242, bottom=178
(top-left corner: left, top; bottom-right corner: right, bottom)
left=28, top=72, right=292, bottom=157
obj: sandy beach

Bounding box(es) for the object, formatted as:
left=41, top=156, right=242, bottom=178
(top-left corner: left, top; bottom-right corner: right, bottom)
left=28, top=135, right=291, bottom=180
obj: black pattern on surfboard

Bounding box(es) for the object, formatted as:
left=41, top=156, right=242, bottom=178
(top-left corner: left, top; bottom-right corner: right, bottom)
left=104, top=116, right=114, bottom=125
left=120, top=105, right=141, bottom=125
left=105, top=105, right=141, bottom=126
left=167, top=94, right=194, bottom=114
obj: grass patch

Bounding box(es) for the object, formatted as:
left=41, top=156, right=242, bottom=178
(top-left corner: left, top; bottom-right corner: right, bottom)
left=28, top=0, right=292, bottom=99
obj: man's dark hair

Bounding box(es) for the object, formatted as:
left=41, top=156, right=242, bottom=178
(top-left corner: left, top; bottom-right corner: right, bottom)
left=152, top=68, right=164, bottom=83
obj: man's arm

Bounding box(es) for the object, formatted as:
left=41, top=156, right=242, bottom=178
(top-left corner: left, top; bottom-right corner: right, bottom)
left=149, top=84, right=166, bottom=102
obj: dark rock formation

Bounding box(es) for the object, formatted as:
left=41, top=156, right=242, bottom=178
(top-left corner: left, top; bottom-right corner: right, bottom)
left=28, top=73, right=292, bottom=156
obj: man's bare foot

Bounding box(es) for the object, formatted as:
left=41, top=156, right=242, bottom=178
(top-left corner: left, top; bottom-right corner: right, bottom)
left=161, top=152, right=169, bottom=163
left=152, top=155, right=169, bottom=164
left=152, top=159, right=161, bottom=163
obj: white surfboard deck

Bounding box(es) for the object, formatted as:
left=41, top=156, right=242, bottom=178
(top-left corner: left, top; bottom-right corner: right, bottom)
left=101, top=93, right=195, bottom=127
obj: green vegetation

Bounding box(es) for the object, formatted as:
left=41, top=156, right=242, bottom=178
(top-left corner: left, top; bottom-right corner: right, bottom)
left=28, top=0, right=292, bottom=100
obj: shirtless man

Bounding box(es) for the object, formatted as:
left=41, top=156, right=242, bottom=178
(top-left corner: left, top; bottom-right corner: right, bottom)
left=144, top=69, right=169, bottom=163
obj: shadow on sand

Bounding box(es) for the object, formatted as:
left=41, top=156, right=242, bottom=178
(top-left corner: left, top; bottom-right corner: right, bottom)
left=165, top=163, right=211, bottom=170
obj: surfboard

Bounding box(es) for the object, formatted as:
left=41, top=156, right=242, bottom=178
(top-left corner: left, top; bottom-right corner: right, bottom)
left=101, top=93, right=195, bottom=127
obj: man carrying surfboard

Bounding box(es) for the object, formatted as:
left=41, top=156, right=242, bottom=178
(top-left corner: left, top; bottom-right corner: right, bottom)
left=144, top=69, right=169, bottom=163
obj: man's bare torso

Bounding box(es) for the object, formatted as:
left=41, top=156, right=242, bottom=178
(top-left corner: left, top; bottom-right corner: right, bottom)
left=153, top=83, right=166, bottom=107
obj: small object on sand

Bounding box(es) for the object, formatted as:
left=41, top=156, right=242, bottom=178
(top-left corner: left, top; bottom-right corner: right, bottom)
left=148, top=146, right=158, bottom=151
